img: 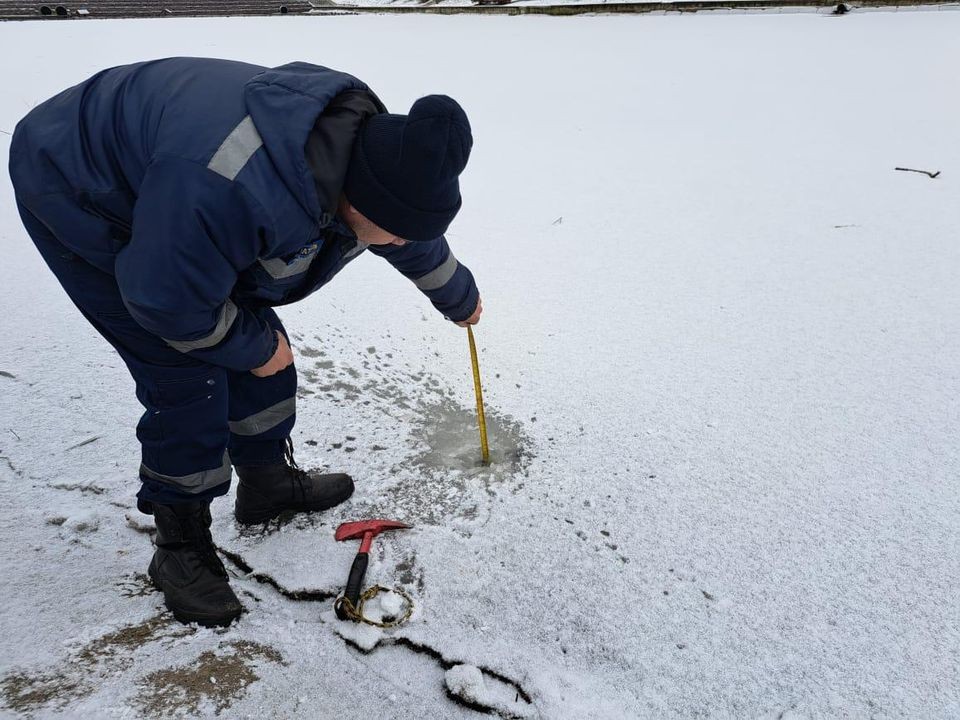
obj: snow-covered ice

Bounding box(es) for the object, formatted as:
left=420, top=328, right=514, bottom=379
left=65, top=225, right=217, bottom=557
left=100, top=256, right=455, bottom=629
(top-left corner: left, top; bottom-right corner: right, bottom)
left=445, top=664, right=487, bottom=705
left=1, top=10, right=959, bottom=719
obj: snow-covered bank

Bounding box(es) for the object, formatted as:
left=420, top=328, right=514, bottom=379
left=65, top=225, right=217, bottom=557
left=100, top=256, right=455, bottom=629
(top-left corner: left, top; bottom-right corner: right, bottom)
left=1, top=11, right=959, bottom=719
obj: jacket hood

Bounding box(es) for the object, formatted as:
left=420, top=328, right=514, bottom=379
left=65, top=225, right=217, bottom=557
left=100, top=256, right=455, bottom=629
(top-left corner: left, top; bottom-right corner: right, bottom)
left=244, top=62, right=381, bottom=220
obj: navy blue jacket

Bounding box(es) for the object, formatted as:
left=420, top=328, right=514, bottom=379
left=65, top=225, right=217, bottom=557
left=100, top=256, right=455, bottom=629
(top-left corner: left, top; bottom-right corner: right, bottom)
left=9, top=58, right=479, bottom=370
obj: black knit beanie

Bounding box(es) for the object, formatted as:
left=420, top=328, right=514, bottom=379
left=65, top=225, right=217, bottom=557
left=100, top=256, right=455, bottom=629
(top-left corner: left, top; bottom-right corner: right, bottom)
left=343, top=95, right=472, bottom=242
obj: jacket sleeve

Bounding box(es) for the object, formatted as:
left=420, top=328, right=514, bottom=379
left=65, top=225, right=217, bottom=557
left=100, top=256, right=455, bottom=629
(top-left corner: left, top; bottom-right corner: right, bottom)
left=367, top=235, right=480, bottom=322
left=115, top=156, right=277, bottom=371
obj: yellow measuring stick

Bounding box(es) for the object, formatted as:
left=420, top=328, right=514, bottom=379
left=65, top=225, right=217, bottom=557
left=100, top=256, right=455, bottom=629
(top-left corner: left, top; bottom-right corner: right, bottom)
left=467, top=325, right=490, bottom=464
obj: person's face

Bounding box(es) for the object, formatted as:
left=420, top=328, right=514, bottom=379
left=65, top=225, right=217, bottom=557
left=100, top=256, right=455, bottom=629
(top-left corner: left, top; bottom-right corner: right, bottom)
left=339, top=197, right=407, bottom=247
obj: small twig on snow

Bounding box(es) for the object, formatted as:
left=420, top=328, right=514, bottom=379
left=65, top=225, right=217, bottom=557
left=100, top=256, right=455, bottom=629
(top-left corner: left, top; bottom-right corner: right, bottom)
left=895, top=167, right=940, bottom=179
left=66, top=435, right=101, bottom=451
left=8, top=429, right=20, bottom=440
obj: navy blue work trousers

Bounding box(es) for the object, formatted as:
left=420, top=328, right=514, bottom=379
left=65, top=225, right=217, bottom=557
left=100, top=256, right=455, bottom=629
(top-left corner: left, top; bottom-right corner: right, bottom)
left=16, top=200, right=298, bottom=507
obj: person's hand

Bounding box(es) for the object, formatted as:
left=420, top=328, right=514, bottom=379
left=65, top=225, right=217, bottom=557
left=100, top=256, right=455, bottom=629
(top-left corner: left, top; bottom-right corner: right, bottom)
left=455, top=297, right=483, bottom=327
left=251, top=331, right=294, bottom=377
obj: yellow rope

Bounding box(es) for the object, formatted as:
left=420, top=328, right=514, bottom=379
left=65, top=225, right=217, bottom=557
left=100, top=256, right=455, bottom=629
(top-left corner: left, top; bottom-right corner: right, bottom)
left=334, top=586, right=414, bottom=628
left=467, top=325, right=490, bottom=464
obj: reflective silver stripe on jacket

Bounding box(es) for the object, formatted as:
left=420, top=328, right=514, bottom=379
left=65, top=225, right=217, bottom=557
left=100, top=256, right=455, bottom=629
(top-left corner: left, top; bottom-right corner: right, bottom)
left=414, top=252, right=459, bottom=291
left=343, top=239, right=368, bottom=260
left=260, top=238, right=366, bottom=280
left=228, top=397, right=296, bottom=437
left=163, top=300, right=238, bottom=352
left=140, top=451, right=232, bottom=493
left=258, top=254, right=315, bottom=280
left=208, top=115, right=263, bottom=181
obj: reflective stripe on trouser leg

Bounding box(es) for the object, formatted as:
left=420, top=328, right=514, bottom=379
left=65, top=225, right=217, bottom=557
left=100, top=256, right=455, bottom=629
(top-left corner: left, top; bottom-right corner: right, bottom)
left=14, top=199, right=234, bottom=505
left=135, top=364, right=232, bottom=496
left=227, top=308, right=297, bottom=467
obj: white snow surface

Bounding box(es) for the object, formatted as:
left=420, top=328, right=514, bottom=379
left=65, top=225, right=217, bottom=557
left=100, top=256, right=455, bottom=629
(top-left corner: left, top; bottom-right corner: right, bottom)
left=445, top=665, right=487, bottom=704
left=2, top=11, right=960, bottom=719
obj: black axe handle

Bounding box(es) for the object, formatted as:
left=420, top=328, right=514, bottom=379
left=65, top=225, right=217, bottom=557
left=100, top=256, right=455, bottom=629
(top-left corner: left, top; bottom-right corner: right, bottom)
left=335, top=551, right=369, bottom=620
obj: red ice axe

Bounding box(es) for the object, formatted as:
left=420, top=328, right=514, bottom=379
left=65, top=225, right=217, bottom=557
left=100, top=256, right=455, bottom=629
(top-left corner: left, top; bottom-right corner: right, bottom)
left=334, top=519, right=410, bottom=621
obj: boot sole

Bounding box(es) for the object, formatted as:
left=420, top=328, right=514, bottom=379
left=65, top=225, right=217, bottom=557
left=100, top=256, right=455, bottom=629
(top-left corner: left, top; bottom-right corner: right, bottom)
left=148, top=567, right=243, bottom=628
left=234, top=496, right=350, bottom=525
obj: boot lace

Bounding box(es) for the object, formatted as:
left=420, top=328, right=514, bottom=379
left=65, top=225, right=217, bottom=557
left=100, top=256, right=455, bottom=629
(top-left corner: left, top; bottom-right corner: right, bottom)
left=197, top=533, right=228, bottom=577
left=285, top=437, right=311, bottom=503
left=187, top=509, right=228, bottom=577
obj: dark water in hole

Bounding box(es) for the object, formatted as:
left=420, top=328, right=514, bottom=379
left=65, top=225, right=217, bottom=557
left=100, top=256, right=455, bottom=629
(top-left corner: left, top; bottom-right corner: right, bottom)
left=296, top=339, right=533, bottom=527
left=373, top=391, right=531, bottom=527
left=411, top=400, right=527, bottom=476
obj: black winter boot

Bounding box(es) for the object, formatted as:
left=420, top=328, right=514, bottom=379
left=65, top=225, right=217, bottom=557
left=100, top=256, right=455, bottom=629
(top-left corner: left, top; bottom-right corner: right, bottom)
left=147, top=501, right=243, bottom=627
left=234, top=439, right=354, bottom=525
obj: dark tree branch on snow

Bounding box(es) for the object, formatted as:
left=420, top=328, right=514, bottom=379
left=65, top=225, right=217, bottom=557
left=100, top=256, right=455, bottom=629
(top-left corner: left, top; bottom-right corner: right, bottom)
left=65, top=435, right=101, bottom=451
left=895, top=167, right=940, bottom=179
left=1, top=456, right=19, bottom=475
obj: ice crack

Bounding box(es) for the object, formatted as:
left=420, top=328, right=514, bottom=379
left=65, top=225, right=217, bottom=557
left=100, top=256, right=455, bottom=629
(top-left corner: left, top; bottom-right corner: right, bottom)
left=217, top=547, right=536, bottom=717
